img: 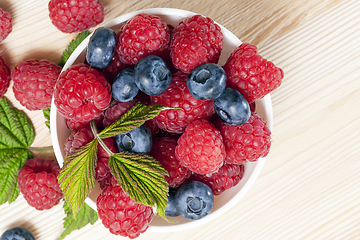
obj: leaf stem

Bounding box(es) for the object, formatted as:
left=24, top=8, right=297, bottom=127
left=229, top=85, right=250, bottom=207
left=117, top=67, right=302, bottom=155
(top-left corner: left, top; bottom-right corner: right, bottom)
left=90, top=120, right=114, bottom=157
left=28, top=146, right=54, bottom=153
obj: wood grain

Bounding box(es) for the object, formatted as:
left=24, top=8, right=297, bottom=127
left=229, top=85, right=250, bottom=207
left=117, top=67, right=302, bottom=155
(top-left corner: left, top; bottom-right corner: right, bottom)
left=1, top=0, right=360, bottom=239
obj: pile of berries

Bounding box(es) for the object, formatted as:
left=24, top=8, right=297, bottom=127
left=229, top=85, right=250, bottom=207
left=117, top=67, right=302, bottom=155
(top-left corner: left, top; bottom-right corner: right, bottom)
left=53, top=12, right=283, bottom=239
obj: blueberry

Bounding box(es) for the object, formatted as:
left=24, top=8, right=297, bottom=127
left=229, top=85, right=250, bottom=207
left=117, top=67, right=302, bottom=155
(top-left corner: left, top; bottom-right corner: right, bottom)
left=86, top=27, right=117, bottom=69
left=187, top=63, right=226, bottom=100
left=165, top=188, right=180, bottom=217
left=115, top=124, right=152, bottom=154
left=0, top=227, right=35, bottom=240
left=174, top=181, right=214, bottom=220
left=134, top=55, right=172, bottom=96
left=214, top=88, right=251, bottom=126
left=111, top=68, right=139, bottom=102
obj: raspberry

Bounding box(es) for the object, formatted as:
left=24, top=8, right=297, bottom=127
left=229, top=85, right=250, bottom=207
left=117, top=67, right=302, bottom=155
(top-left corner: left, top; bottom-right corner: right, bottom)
left=170, top=15, right=223, bottom=74
left=0, top=8, right=12, bottom=43
left=17, top=158, right=63, bottom=210
left=175, top=119, right=225, bottom=175
left=150, top=72, right=214, bottom=134
left=116, top=13, right=170, bottom=65
left=64, top=127, right=115, bottom=183
left=217, top=112, right=272, bottom=164
left=48, top=0, right=104, bottom=33
left=64, top=127, right=94, bottom=156
left=102, top=99, right=138, bottom=128
left=97, top=180, right=154, bottom=238
left=11, top=59, right=62, bottom=110
left=150, top=137, right=191, bottom=188
left=191, top=163, right=244, bottom=195
left=65, top=113, right=103, bottom=131
left=95, top=138, right=116, bottom=182
left=223, top=43, right=284, bottom=103
left=54, top=63, right=111, bottom=122
left=0, top=56, right=10, bottom=98
left=101, top=52, right=127, bottom=83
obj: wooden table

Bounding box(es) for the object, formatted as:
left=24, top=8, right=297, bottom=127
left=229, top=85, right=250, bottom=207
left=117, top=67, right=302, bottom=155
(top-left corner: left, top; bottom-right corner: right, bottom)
left=1, top=0, right=360, bottom=239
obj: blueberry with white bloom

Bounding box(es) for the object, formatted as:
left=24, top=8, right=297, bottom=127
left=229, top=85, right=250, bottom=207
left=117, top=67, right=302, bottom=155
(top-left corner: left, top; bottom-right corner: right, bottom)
left=187, top=63, right=226, bottom=100
left=134, top=55, right=172, bottom=96
left=174, top=181, right=214, bottom=220
left=86, top=27, right=117, bottom=69
left=112, top=68, right=139, bottom=102
left=214, top=88, right=251, bottom=126
left=115, top=124, right=152, bottom=154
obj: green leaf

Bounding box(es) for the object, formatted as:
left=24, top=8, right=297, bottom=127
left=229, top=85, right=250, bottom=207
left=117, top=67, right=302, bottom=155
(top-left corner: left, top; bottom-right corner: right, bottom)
left=57, top=201, right=98, bottom=240
left=0, top=97, right=35, bottom=204
left=0, top=148, right=33, bottom=204
left=99, top=103, right=173, bottom=139
left=58, top=139, right=98, bottom=216
left=0, top=97, right=35, bottom=149
left=43, top=106, right=51, bottom=132
left=60, top=30, right=91, bottom=67
left=108, top=152, right=169, bottom=219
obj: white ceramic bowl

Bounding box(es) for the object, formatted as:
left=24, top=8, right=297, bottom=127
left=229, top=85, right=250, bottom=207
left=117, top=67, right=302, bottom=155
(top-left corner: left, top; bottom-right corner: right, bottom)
left=50, top=8, right=273, bottom=232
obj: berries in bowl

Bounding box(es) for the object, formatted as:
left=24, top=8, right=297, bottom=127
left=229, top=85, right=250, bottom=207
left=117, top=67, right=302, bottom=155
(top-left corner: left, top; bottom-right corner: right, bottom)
left=50, top=8, right=283, bottom=237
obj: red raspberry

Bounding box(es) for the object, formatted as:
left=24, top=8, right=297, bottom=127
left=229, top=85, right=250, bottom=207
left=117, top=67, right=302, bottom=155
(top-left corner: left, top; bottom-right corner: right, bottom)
left=0, top=8, right=12, bottom=43
left=116, top=13, right=170, bottom=65
left=0, top=56, right=10, bottom=98
left=64, top=127, right=94, bottom=156
left=170, top=15, right=223, bottom=74
left=64, top=127, right=115, bottom=184
left=95, top=138, right=116, bottom=183
left=65, top=113, right=103, bottom=131
left=191, top=163, right=244, bottom=195
left=217, top=112, right=272, bottom=164
left=11, top=59, right=61, bottom=110
left=223, top=43, right=284, bottom=103
left=102, top=99, right=138, bottom=128
left=17, top=158, right=63, bottom=210
left=175, top=119, right=225, bottom=175
left=48, top=0, right=104, bottom=33
left=54, top=63, right=111, bottom=122
left=150, top=72, right=214, bottom=134
left=97, top=180, right=154, bottom=238
left=150, top=137, right=191, bottom=188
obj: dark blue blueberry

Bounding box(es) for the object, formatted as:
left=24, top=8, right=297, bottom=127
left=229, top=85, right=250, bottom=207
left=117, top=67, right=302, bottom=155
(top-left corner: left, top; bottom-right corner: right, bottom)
left=214, top=88, right=251, bottom=126
left=187, top=63, right=226, bottom=100
left=111, top=68, right=139, bottom=102
left=165, top=188, right=180, bottom=217
left=174, top=181, right=214, bottom=220
left=134, top=55, right=172, bottom=96
left=86, top=27, right=117, bottom=69
left=115, top=124, right=152, bottom=154
left=0, top=227, right=35, bottom=240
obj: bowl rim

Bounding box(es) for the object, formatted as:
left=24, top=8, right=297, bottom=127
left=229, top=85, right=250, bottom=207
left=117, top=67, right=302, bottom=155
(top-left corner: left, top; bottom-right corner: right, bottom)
left=50, top=7, right=273, bottom=233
